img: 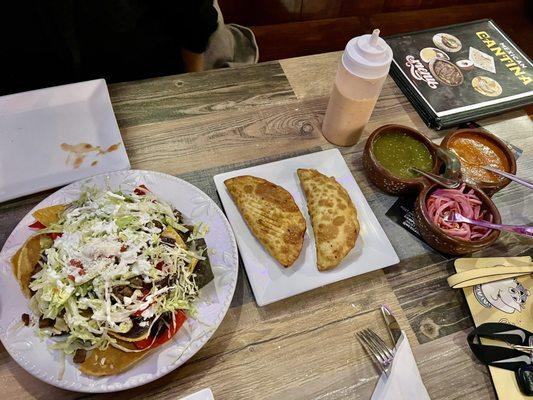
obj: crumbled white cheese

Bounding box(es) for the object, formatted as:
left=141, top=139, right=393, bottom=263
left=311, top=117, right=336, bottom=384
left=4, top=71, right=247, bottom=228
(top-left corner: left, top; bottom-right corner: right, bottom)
left=131, top=259, right=151, bottom=275
left=141, top=305, right=155, bottom=319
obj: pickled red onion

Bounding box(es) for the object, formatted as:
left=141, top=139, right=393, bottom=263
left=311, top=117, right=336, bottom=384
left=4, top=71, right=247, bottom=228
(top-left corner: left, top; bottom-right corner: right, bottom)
left=426, top=183, right=493, bottom=241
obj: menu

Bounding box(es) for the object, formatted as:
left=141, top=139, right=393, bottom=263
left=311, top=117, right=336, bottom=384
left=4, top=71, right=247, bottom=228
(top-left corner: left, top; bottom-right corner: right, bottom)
left=388, top=19, right=533, bottom=129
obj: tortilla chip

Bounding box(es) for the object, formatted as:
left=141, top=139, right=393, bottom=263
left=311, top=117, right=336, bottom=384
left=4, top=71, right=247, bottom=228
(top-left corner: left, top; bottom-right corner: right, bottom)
left=11, top=247, right=22, bottom=279
left=109, top=318, right=151, bottom=343
left=162, top=225, right=213, bottom=288
left=79, top=342, right=150, bottom=376
left=32, top=204, right=66, bottom=226
left=225, top=175, right=306, bottom=267
left=14, top=235, right=43, bottom=297
left=190, top=238, right=214, bottom=289
left=297, top=169, right=359, bottom=271
left=39, top=235, right=53, bottom=250
left=161, top=226, right=187, bottom=250
left=188, top=258, right=199, bottom=272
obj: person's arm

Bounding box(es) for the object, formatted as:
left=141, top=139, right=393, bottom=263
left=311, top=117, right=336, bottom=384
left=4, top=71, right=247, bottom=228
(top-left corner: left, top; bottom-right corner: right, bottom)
left=172, top=0, right=218, bottom=72
left=181, top=47, right=204, bottom=72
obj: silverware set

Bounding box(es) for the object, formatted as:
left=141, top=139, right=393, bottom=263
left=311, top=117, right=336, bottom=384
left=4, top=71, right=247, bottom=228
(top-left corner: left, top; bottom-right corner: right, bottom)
left=357, top=328, right=396, bottom=376
left=357, top=306, right=401, bottom=376
left=355, top=307, right=430, bottom=398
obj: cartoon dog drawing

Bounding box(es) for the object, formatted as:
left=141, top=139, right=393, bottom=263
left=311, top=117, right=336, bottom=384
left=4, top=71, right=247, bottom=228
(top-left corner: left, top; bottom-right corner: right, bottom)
left=474, top=278, right=530, bottom=314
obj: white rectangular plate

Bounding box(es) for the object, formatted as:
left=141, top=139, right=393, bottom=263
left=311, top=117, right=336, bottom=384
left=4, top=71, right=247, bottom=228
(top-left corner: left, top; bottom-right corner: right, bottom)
left=214, top=149, right=399, bottom=306
left=179, top=388, right=214, bottom=400
left=0, top=79, right=130, bottom=202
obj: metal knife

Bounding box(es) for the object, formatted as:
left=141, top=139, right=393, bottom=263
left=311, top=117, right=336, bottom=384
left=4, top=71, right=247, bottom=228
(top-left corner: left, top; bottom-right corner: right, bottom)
left=381, top=305, right=402, bottom=345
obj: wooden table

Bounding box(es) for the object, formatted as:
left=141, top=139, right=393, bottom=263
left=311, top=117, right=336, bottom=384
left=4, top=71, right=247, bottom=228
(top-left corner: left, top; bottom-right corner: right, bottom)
left=1, top=52, right=532, bottom=400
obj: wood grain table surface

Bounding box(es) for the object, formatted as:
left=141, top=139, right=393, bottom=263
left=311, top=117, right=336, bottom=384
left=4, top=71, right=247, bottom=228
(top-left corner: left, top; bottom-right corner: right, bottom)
left=1, top=51, right=532, bottom=400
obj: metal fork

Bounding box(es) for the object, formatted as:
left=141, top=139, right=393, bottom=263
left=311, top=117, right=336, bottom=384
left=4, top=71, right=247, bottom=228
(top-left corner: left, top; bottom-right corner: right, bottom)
left=357, top=328, right=396, bottom=376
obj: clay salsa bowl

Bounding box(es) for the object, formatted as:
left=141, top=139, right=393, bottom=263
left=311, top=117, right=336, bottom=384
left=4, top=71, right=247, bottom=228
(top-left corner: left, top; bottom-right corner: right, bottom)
left=414, top=183, right=501, bottom=255
left=441, top=128, right=517, bottom=197
left=363, top=124, right=441, bottom=195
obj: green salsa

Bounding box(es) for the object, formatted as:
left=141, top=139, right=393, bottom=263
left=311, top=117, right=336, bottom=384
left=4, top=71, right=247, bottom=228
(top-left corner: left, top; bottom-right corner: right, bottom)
left=372, top=132, right=434, bottom=179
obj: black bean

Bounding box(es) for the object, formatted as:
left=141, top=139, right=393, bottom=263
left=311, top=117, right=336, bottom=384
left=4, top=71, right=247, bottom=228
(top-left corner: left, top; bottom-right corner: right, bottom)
left=21, top=314, right=30, bottom=326
left=113, top=285, right=134, bottom=301
left=73, top=348, right=87, bottom=364
left=173, top=209, right=183, bottom=223
left=161, top=236, right=176, bottom=246
left=38, top=317, right=54, bottom=328
left=152, top=220, right=163, bottom=230
left=156, top=275, right=170, bottom=289
left=112, top=289, right=123, bottom=300
left=151, top=311, right=172, bottom=336
left=33, top=263, right=42, bottom=275
left=129, top=277, right=143, bottom=288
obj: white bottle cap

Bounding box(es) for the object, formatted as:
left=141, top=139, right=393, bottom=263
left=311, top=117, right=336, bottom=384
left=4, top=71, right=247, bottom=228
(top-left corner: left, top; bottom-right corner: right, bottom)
left=342, top=29, right=393, bottom=79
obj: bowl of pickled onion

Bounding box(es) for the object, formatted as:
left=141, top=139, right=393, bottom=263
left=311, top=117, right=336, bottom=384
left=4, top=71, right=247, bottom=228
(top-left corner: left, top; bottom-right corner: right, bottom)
left=414, top=183, right=501, bottom=255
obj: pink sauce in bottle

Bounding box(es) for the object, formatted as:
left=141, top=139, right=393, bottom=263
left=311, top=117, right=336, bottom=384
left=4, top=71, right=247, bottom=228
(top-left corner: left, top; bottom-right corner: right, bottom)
left=322, top=29, right=393, bottom=146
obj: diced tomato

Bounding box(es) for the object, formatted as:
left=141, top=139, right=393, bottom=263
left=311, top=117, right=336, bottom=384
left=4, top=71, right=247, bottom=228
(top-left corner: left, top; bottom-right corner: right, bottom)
left=133, top=303, right=148, bottom=317
left=155, top=261, right=164, bottom=270
left=134, top=310, right=187, bottom=350
left=69, top=259, right=83, bottom=268
left=133, top=308, right=145, bottom=317
left=49, top=232, right=62, bottom=240
left=78, top=268, right=86, bottom=276
left=134, top=184, right=150, bottom=195
left=67, top=274, right=75, bottom=281
left=120, top=244, right=128, bottom=252
left=29, top=221, right=46, bottom=230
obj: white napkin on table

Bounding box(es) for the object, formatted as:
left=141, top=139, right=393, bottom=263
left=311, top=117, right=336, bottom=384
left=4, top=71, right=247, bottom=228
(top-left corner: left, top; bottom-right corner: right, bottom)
left=371, top=331, right=431, bottom=400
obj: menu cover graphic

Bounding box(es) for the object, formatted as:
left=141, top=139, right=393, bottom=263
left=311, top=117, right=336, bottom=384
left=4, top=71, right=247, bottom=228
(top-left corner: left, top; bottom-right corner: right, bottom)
left=388, top=19, right=533, bottom=129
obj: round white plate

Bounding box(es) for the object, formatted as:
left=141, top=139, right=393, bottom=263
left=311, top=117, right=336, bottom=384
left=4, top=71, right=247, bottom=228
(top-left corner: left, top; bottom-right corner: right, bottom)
left=0, top=170, right=238, bottom=393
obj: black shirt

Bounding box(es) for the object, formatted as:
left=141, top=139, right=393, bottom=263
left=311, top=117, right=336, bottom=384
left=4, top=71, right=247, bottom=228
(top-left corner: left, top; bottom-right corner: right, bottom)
left=0, top=1, right=218, bottom=95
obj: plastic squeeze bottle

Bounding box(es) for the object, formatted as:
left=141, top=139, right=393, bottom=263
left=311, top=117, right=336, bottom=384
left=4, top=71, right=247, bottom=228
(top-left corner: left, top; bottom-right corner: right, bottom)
left=322, top=29, right=393, bottom=146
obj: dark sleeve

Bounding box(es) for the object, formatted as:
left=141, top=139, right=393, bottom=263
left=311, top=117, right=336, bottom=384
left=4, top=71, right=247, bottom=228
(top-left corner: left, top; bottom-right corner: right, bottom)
left=172, top=0, right=219, bottom=54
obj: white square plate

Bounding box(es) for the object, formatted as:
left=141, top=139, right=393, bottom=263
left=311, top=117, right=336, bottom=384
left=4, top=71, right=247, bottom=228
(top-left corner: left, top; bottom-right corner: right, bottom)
left=214, top=149, right=399, bottom=306
left=0, top=79, right=130, bottom=202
